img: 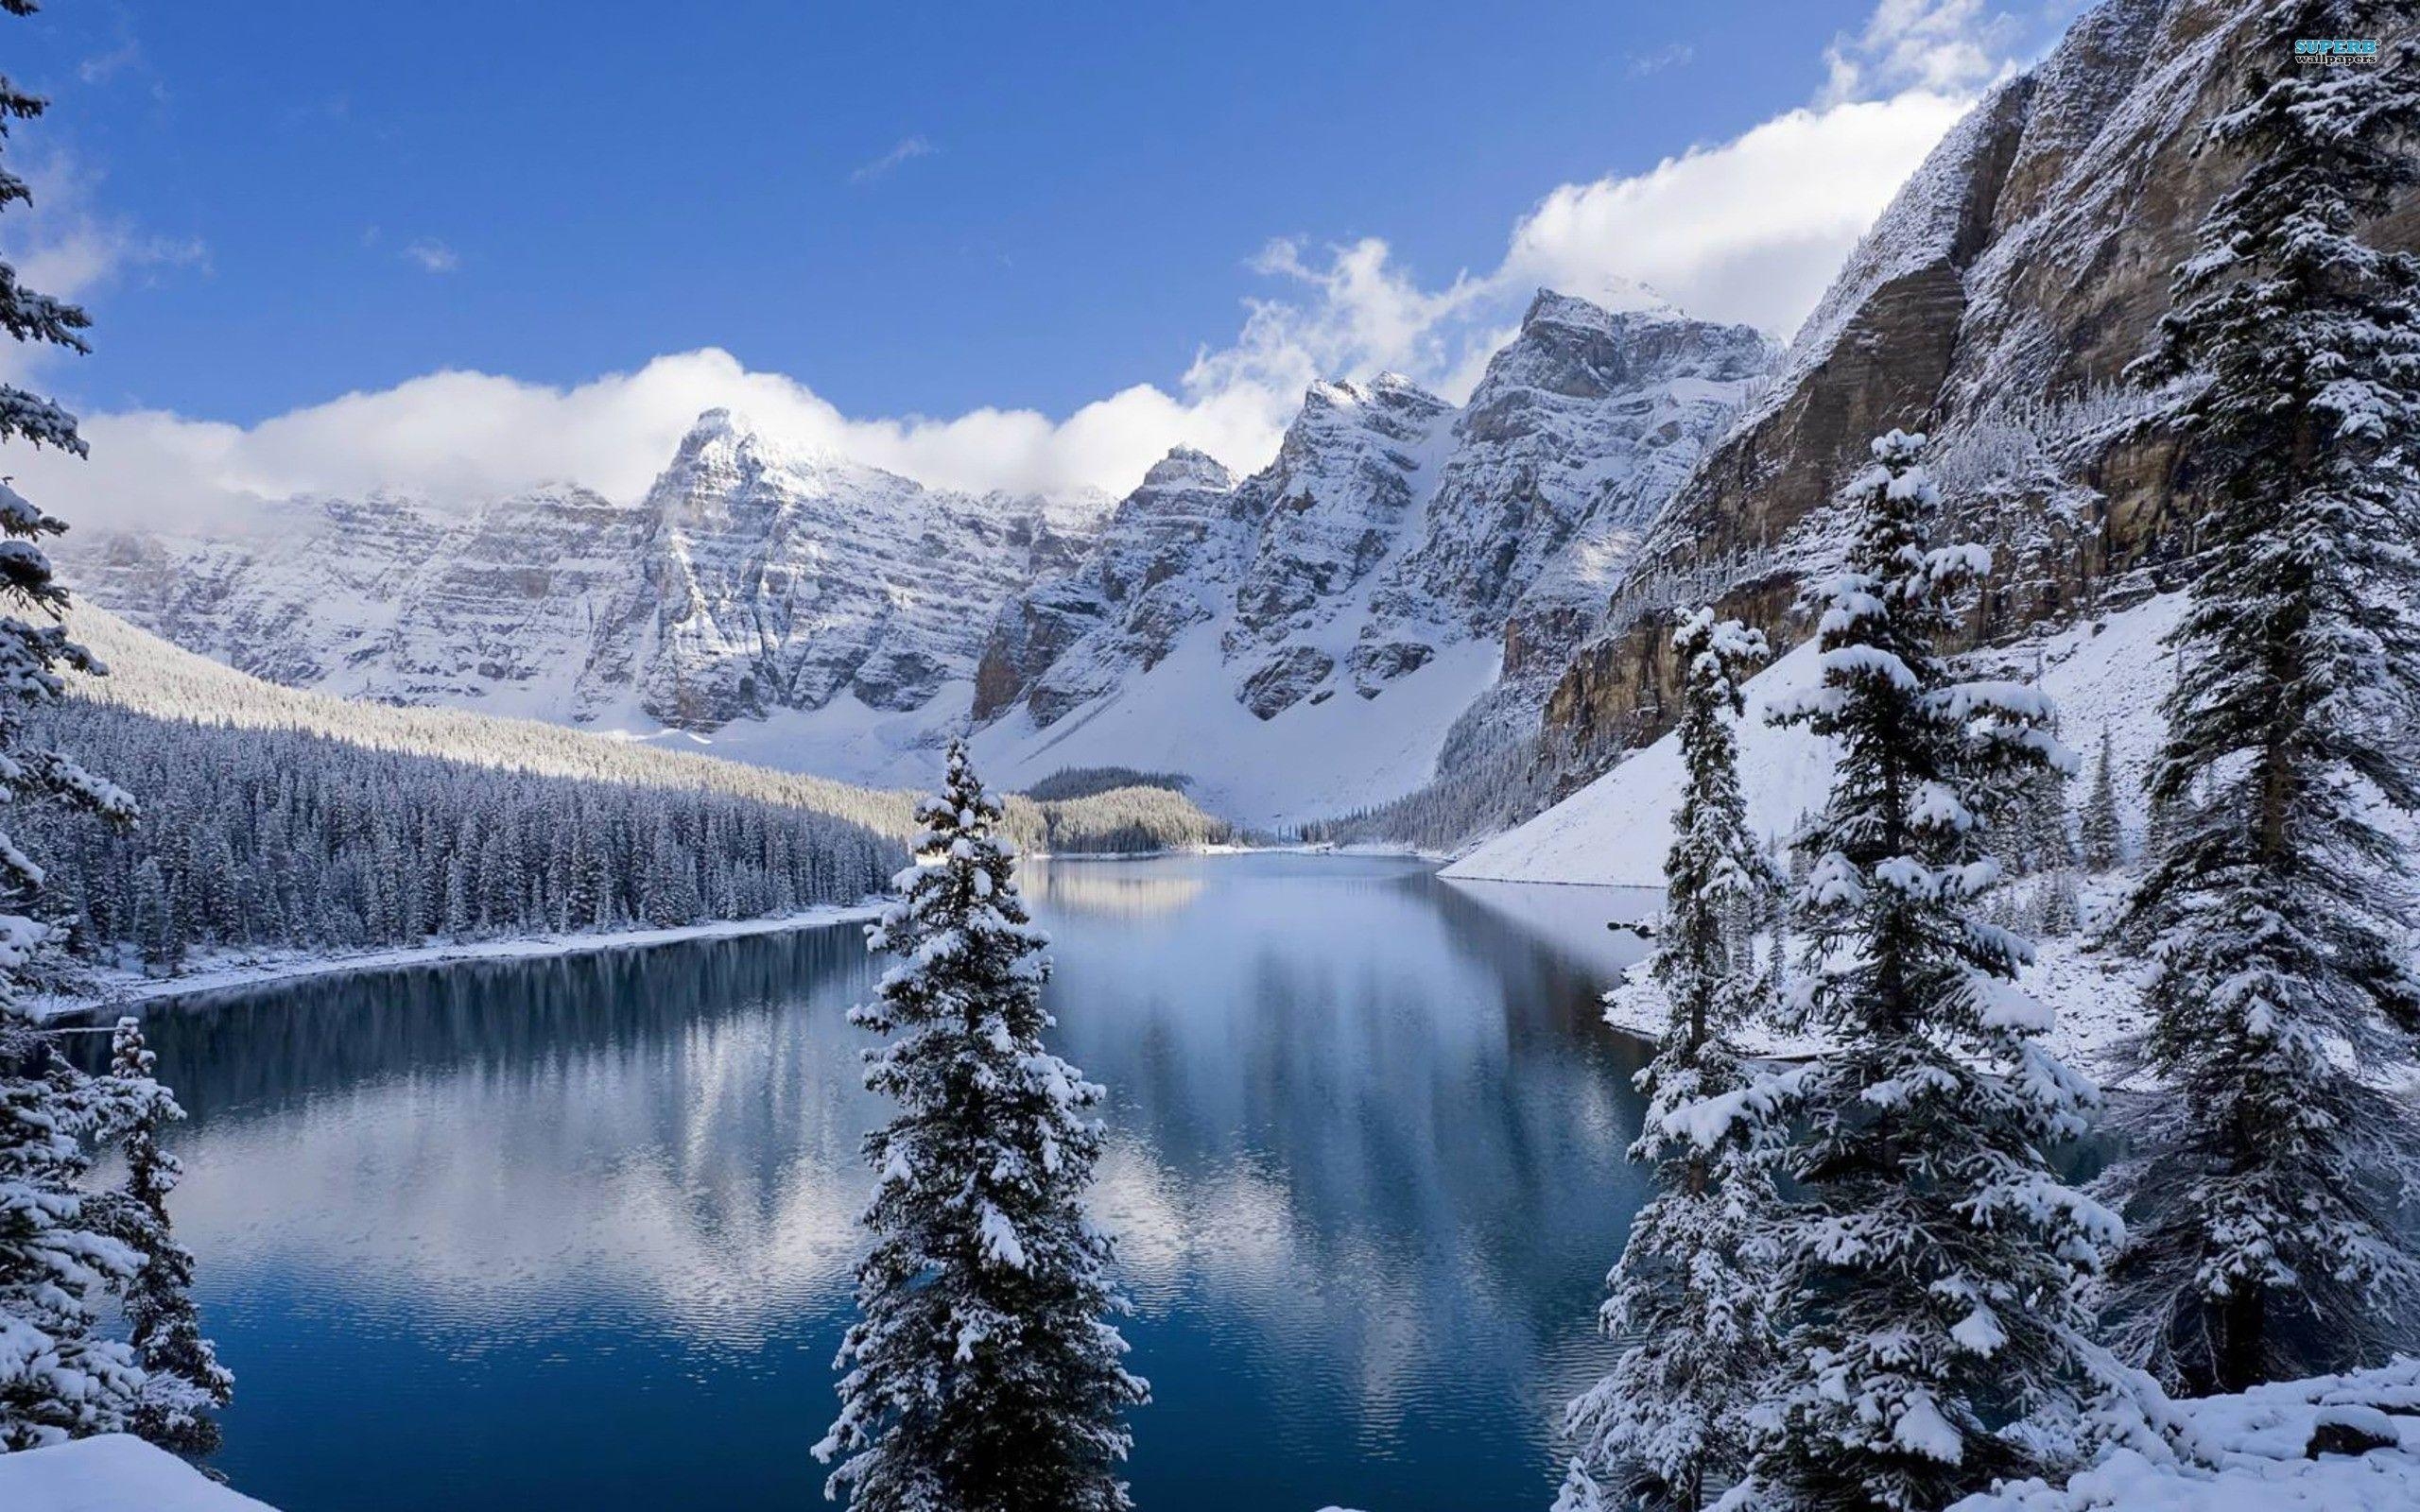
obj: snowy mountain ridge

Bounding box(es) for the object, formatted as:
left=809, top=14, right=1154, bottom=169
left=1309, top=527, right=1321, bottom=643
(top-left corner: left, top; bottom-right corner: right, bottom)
left=64, top=290, right=1773, bottom=824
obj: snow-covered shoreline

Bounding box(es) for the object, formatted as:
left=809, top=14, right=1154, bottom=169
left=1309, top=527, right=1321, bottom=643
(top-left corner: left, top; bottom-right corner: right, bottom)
left=26, top=902, right=887, bottom=1021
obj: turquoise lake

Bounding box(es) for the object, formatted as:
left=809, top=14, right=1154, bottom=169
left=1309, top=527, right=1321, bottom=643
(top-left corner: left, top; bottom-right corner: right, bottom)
left=101, top=852, right=1662, bottom=1512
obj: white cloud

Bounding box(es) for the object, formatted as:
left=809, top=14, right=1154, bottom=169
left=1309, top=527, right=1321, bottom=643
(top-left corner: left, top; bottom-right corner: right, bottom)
left=1628, top=43, right=1696, bottom=77
left=1818, top=0, right=2022, bottom=107
left=17, top=6, right=2033, bottom=535
left=1494, top=90, right=1978, bottom=338
left=0, top=151, right=208, bottom=385
left=401, top=237, right=460, bottom=274
left=16, top=347, right=1297, bottom=535
left=849, top=135, right=936, bottom=184
left=78, top=36, right=144, bottom=86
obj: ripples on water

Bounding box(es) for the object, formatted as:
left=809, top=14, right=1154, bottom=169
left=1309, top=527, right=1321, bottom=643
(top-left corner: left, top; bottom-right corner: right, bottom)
left=89, top=853, right=1659, bottom=1512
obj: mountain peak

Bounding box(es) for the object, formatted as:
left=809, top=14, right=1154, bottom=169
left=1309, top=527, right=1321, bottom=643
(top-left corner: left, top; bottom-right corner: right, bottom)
left=1140, top=447, right=1235, bottom=492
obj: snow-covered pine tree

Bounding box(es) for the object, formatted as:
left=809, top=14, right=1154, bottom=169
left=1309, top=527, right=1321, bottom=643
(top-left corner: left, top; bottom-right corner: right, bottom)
left=0, top=8, right=150, bottom=1448
left=1751, top=431, right=2122, bottom=1511
left=2078, top=729, right=2120, bottom=872
left=816, top=742, right=1146, bottom=1512
left=104, top=1019, right=231, bottom=1455
left=1562, top=610, right=1782, bottom=1512
left=2102, top=0, right=2420, bottom=1395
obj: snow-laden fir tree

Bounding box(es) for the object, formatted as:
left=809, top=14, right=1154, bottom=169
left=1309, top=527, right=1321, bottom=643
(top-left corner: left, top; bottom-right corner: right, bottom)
left=817, top=742, right=1146, bottom=1512
left=1749, top=431, right=2125, bottom=1512
left=1562, top=610, right=1782, bottom=1512
left=2101, top=0, right=2420, bottom=1395
left=0, top=6, right=156, bottom=1451
left=2077, top=730, right=2120, bottom=873
left=104, top=1019, right=231, bottom=1455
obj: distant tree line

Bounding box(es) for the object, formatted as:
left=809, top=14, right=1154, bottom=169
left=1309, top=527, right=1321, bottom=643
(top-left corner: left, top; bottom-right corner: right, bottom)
left=17, top=705, right=907, bottom=973
left=1020, top=765, right=1194, bottom=802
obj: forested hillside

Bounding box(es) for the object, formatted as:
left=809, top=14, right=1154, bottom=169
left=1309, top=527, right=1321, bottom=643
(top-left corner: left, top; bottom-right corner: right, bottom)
left=18, top=706, right=901, bottom=971
left=9, top=609, right=1231, bottom=979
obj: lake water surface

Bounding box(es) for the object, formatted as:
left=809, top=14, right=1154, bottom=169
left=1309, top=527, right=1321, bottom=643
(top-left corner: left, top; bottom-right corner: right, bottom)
left=110, top=853, right=1661, bottom=1512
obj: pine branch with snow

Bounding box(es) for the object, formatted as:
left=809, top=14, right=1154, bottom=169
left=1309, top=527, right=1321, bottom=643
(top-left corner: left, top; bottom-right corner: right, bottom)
left=817, top=741, right=1147, bottom=1512
left=2102, top=0, right=2420, bottom=1397
left=1563, top=610, right=1784, bottom=1512
left=1747, top=431, right=2134, bottom=1512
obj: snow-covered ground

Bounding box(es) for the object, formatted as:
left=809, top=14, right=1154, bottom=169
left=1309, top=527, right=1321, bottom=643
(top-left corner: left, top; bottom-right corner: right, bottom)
left=1593, top=928, right=2149, bottom=1075
left=1951, top=1360, right=2420, bottom=1512
left=973, top=628, right=1502, bottom=832
left=0, top=1435, right=276, bottom=1510
left=1446, top=594, right=2187, bottom=888
left=25, top=902, right=882, bottom=1022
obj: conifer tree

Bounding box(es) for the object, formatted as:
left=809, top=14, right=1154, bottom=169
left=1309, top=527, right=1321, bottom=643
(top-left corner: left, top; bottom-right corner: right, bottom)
left=1563, top=610, right=1781, bottom=1512
left=0, top=6, right=150, bottom=1447
left=105, top=1019, right=232, bottom=1455
left=2078, top=729, right=2120, bottom=872
left=1749, top=432, right=2122, bottom=1511
left=2103, top=0, right=2420, bottom=1394
left=817, top=742, right=1146, bottom=1512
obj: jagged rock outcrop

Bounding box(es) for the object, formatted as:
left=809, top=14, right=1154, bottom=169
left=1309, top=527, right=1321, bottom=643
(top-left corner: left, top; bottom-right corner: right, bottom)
left=970, top=446, right=1242, bottom=725
left=607, top=411, right=1088, bottom=726
left=65, top=491, right=476, bottom=693
left=1538, top=0, right=2420, bottom=778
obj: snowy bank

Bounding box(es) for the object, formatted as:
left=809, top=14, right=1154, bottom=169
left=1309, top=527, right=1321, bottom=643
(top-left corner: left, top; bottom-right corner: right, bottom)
left=1597, top=928, right=2149, bottom=1074
left=1951, top=1360, right=2420, bottom=1512
left=26, top=902, right=883, bottom=1021
left=0, top=1435, right=277, bottom=1510
left=1446, top=595, right=2186, bottom=888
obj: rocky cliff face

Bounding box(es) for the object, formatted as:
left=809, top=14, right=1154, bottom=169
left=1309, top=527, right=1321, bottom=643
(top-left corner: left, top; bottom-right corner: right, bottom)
left=605, top=411, right=1089, bottom=728
left=1537, top=0, right=2420, bottom=779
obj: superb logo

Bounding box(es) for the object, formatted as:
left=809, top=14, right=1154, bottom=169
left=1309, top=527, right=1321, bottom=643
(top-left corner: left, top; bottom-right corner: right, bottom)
left=2292, top=38, right=2383, bottom=65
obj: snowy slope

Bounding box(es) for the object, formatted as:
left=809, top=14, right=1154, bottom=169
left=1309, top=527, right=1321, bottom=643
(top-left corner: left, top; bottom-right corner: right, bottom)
left=1949, top=1360, right=2420, bottom=1512
left=971, top=629, right=1501, bottom=830
left=0, top=1435, right=277, bottom=1511
left=1446, top=593, right=2187, bottom=887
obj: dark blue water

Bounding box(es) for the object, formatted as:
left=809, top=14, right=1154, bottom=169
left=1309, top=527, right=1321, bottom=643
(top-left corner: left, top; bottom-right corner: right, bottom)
left=109, top=853, right=1661, bottom=1512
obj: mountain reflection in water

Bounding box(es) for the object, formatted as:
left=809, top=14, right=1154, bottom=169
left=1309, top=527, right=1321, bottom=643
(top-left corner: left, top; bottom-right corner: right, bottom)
left=92, top=852, right=1661, bottom=1512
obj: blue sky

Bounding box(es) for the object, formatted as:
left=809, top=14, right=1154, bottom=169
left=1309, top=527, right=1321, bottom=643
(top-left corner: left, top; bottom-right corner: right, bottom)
left=3, top=0, right=2076, bottom=521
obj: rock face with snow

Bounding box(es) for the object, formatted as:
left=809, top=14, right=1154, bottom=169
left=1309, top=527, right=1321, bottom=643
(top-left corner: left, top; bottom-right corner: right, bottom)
left=599, top=412, right=1093, bottom=728
left=972, top=293, right=1772, bottom=752
left=60, top=412, right=1098, bottom=766
left=1538, top=0, right=2420, bottom=775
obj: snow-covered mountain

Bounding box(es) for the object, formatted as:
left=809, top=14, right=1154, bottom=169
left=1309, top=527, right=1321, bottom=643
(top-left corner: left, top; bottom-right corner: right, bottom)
left=62, top=412, right=1108, bottom=782
left=64, top=292, right=1771, bottom=823
left=966, top=294, right=1772, bottom=821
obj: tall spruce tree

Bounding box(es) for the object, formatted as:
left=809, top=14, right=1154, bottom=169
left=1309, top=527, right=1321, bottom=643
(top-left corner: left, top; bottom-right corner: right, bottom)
left=817, top=742, right=1146, bottom=1512
left=2102, top=0, right=2420, bottom=1394
left=1562, top=610, right=1782, bottom=1512
left=1748, top=432, right=2123, bottom=1512
left=0, top=3, right=151, bottom=1451
left=2078, top=729, right=2121, bottom=872
left=106, top=1019, right=232, bottom=1455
